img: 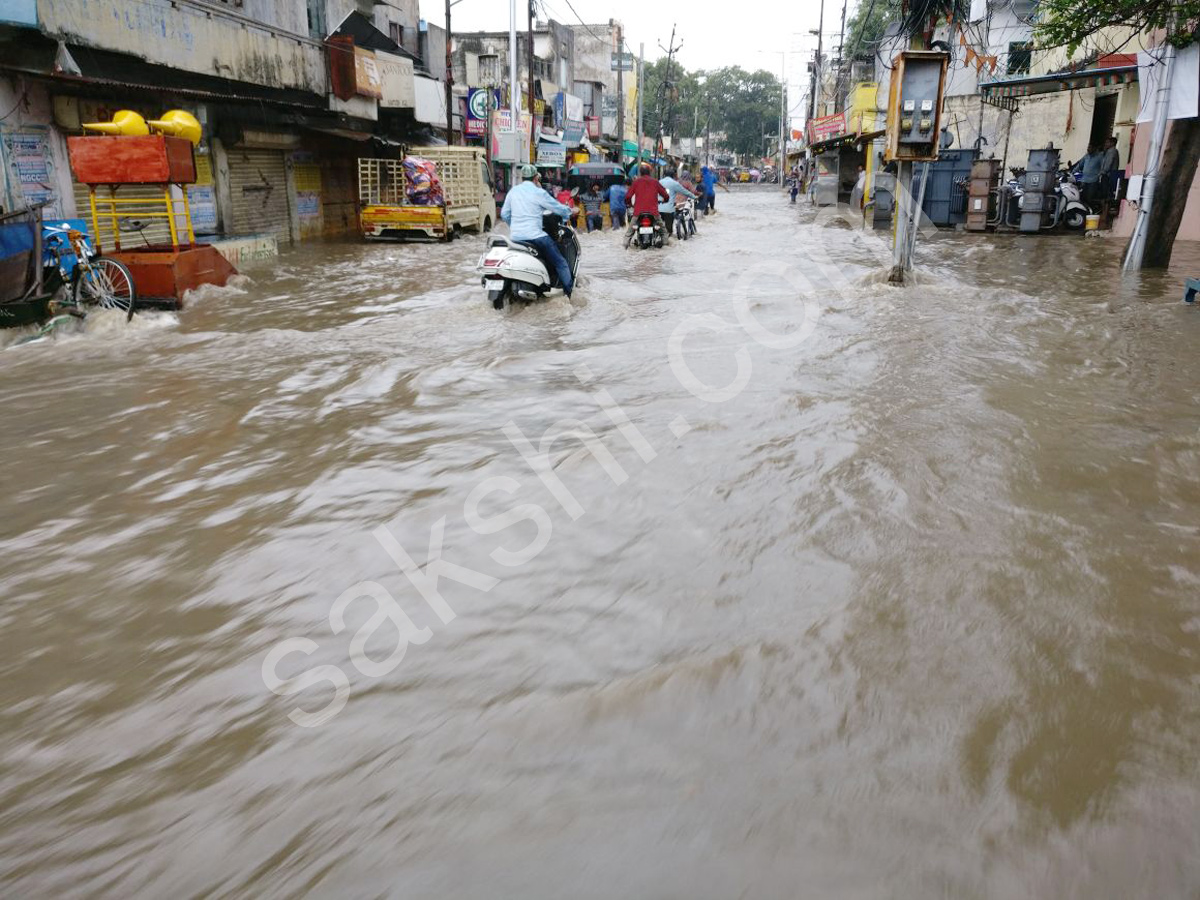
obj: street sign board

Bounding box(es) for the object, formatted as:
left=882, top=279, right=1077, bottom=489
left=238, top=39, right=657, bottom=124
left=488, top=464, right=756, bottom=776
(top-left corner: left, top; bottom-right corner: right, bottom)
left=611, top=52, right=635, bottom=72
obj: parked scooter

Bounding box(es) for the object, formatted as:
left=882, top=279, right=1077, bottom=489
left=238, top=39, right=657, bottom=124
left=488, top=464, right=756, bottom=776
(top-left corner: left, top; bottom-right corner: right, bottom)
left=1005, top=165, right=1089, bottom=230
left=476, top=212, right=580, bottom=310
left=674, top=198, right=697, bottom=241
left=626, top=212, right=666, bottom=249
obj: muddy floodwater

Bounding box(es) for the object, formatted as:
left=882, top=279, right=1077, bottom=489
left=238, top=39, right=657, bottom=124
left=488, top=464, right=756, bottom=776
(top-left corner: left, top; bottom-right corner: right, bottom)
left=1, top=188, right=1198, bottom=898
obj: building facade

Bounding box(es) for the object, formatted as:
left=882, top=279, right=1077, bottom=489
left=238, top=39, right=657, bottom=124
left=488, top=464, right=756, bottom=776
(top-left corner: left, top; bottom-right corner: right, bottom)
left=0, top=0, right=451, bottom=248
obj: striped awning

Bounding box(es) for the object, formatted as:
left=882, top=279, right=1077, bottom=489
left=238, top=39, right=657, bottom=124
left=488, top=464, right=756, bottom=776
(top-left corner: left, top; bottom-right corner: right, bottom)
left=980, top=65, right=1137, bottom=99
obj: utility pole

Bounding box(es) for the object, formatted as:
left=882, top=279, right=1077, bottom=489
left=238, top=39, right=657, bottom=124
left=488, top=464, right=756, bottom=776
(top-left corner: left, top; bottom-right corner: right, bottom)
left=637, top=42, right=645, bottom=168
left=812, top=0, right=825, bottom=120
left=705, top=90, right=712, bottom=167
left=444, top=0, right=454, bottom=145
left=527, top=0, right=535, bottom=162
left=616, top=26, right=627, bottom=150
left=654, top=24, right=680, bottom=171
left=779, top=57, right=786, bottom=186
left=509, top=0, right=519, bottom=185
left=835, top=0, right=847, bottom=112
left=1125, top=31, right=1177, bottom=271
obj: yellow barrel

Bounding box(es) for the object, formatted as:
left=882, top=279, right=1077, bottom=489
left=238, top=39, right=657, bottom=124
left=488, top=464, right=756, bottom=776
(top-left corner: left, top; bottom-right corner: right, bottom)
left=1085, top=213, right=1101, bottom=231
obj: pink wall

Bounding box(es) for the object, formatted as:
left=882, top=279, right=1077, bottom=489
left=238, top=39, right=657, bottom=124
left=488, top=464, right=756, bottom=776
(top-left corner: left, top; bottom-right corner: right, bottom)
left=1113, top=119, right=1200, bottom=240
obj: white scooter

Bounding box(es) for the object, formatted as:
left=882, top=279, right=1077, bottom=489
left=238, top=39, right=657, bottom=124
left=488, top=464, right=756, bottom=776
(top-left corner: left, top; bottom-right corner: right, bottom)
left=476, top=213, right=581, bottom=310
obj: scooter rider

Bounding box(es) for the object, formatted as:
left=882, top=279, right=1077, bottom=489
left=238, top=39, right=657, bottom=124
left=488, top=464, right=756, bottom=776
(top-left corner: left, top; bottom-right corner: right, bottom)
left=626, top=162, right=669, bottom=244
left=500, top=163, right=575, bottom=297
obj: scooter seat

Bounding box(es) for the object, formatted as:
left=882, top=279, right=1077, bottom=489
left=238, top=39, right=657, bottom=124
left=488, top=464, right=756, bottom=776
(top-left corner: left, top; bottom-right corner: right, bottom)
left=487, top=235, right=534, bottom=253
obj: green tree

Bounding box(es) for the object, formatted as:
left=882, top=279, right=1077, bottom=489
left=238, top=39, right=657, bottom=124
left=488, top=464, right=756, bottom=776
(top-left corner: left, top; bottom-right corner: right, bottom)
left=1035, top=1, right=1200, bottom=267
left=845, top=0, right=903, bottom=59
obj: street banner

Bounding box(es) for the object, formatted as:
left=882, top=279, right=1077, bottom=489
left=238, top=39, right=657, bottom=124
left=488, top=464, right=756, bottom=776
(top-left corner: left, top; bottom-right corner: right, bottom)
left=807, top=111, right=847, bottom=144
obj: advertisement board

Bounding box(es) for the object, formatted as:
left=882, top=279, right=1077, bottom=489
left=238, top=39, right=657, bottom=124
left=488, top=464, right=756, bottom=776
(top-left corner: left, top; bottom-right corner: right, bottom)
left=490, top=110, right=534, bottom=163
left=554, top=92, right=585, bottom=146
left=806, top=112, right=846, bottom=145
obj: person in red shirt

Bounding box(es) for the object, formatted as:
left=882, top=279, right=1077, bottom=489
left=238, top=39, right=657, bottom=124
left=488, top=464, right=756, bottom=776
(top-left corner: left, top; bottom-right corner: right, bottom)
left=624, top=163, right=669, bottom=246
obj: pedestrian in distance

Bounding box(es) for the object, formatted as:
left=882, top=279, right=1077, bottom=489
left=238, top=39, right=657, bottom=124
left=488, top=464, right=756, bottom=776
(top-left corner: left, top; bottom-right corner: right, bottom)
left=790, top=177, right=800, bottom=203
left=500, top=163, right=575, bottom=298
left=582, top=182, right=605, bottom=233
left=607, top=177, right=629, bottom=229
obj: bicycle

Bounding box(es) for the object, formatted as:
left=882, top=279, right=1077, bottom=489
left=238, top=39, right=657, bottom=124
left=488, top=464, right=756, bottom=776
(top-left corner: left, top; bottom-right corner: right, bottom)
left=42, top=221, right=136, bottom=322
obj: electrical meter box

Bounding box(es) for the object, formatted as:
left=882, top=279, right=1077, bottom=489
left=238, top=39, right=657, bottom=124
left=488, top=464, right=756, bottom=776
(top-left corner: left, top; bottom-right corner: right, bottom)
left=885, top=51, right=950, bottom=162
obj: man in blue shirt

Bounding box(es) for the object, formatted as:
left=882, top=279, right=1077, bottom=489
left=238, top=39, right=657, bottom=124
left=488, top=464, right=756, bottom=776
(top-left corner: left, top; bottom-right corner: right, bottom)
left=606, top=177, right=629, bottom=229
left=500, top=164, right=575, bottom=297
left=700, top=165, right=718, bottom=214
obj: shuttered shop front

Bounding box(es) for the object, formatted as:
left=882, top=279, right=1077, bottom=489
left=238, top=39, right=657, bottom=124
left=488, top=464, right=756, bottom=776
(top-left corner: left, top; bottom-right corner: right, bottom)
left=228, top=148, right=292, bottom=241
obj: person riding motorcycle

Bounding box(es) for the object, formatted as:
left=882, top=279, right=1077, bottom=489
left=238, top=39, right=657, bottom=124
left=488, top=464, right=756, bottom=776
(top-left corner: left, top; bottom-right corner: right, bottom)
left=500, top=164, right=575, bottom=297
left=625, top=163, right=669, bottom=245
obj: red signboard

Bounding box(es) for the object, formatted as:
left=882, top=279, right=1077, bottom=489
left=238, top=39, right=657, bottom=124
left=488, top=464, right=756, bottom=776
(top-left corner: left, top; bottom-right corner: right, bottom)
left=586, top=116, right=600, bottom=139
left=806, top=112, right=847, bottom=145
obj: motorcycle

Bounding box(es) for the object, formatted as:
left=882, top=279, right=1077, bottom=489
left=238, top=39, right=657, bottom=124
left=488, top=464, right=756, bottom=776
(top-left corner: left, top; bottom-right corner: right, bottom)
left=674, top=198, right=697, bottom=241
left=627, top=212, right=666, bottom=249
left=1055, top=169, right=1090, bottom=229
left=1013, top=166, right=1090, bottom=230
left=476, top=212, right=580, bottom=310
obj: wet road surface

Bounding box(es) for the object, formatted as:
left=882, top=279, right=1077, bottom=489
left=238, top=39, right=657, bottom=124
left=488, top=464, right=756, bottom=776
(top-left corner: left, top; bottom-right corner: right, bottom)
left=1, top=187, right=1199, bottom=897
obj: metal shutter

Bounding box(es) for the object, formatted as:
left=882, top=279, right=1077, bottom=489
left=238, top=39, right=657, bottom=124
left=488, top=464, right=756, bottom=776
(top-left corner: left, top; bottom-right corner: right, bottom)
left=228, top=148, right=292, bottom=242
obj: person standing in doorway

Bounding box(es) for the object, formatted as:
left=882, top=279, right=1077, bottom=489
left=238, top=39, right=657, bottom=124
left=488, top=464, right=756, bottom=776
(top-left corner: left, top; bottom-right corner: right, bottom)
left=1099, top=136, right=1120, bottom=206
left=1079, top=144, right=1104, bottom=205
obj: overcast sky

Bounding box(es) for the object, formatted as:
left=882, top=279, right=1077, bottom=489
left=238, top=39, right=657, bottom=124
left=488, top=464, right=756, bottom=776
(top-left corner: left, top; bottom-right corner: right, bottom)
left=420, top=0, right=858, bottom=124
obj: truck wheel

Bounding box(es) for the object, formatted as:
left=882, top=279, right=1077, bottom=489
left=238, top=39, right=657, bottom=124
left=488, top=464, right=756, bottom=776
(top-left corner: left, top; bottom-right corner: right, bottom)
left=483, top=216, right=492, bottom=233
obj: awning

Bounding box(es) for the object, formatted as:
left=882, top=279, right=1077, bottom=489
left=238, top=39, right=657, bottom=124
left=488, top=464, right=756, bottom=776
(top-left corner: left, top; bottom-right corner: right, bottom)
left=981, top=65, right=1137, bottom=100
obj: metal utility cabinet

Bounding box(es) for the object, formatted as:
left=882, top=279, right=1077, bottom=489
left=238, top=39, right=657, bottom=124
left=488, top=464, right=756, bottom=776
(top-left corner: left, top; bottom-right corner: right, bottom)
left=1020, top=148, right=1060, bottom=233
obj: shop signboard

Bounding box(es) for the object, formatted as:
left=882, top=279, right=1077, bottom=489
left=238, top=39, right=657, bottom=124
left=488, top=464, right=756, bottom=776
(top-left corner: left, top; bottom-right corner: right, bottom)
left=466, top=88, right=499, bottom=136
left=537, top=139, right=566, bottom=166
left=806, top=112, right=847, bottom=145
left=377, top=51, right=415, bottom=109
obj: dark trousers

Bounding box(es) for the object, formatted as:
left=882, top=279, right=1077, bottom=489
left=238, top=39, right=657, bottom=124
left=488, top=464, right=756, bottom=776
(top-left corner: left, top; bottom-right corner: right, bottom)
left=706, top=190, right=716, bottom=211
left=521, top=234, right=573, bottom=295
left=611, top=208, right=626, bottom=228
left=661, top=211, right=675, bottom=235
left=586, top=214, right=603, bottom=232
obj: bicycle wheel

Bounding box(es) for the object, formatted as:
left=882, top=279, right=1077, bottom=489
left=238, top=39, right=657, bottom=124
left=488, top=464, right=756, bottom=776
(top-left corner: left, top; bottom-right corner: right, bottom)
left=73, top=257, right=136, bottom=321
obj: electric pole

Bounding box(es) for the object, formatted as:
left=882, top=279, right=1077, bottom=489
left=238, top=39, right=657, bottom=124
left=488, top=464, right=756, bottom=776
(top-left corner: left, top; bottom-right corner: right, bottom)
left=616, top=23, right=625, bottom=164
left=444, top=0, right=454, bottom=145
left=637, top=42, right=645, bottom=168
left=654, top=24, right=680, bottom=171
left=527, top=0, right=535, bottom=161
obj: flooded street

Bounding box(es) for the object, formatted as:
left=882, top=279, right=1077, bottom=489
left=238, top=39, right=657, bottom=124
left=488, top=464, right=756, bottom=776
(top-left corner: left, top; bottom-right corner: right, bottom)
left=1, top=187, right=1198, bottom=897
